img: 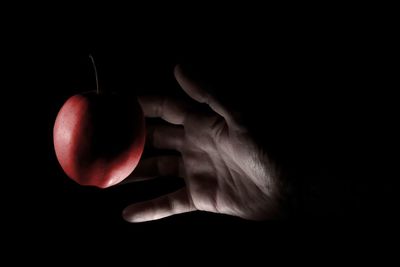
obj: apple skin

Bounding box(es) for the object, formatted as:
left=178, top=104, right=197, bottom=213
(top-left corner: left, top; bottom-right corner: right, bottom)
left=53, top=91, right=145, bottom=188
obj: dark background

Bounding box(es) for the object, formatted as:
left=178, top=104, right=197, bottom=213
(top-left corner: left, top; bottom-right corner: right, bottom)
left=3, top=10, right=397, bottom=260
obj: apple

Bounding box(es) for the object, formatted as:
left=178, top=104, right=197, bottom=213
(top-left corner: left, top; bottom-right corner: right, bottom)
left=53, top=91, right=145, bottom=188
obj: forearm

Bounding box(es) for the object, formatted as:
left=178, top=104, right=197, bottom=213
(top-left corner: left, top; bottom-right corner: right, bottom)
left=285, top=165, right=364, bottom=218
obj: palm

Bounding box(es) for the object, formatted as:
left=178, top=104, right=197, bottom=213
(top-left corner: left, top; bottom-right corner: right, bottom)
left=182, top=114, right=281, bottom=220
left=123, top=66, right=283, bottom=222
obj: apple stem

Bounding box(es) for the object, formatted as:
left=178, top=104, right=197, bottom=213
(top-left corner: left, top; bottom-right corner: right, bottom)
left=89, top=54, right=100, bottom=94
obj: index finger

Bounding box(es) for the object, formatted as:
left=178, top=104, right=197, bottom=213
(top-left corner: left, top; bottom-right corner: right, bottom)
left=174, top=64, right=235, bottom=126
left=138, top=95, right=191, bottom=125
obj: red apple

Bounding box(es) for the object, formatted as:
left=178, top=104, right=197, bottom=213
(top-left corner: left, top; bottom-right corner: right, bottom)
left=53, top=91, right=145, bottom=188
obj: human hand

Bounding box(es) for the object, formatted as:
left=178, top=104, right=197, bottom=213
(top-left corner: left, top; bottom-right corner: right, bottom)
left=122, top=65, right=285, bottom=222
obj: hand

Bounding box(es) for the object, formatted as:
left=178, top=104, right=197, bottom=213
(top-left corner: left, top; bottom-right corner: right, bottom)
left=122, top=65, right=285, bottom=222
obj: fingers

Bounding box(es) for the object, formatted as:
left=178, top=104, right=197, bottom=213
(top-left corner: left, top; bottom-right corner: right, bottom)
left=139, top=66, right=237, bottom=128
left=147, top=124, right=184, bottom=151
left=120, top=125, right=184, bottom=185
left=174, top=65, right=235, bottom=126
left=138, top=95, right=190, bottom=125
left=120, top=156, right=184, bottom=184
left=123, top=188, right=196, bottom=222
left=134, top=155, right=184, bottom=177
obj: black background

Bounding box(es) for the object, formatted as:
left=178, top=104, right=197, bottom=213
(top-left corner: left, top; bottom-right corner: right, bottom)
left=3, top=9, right=397, bottom=261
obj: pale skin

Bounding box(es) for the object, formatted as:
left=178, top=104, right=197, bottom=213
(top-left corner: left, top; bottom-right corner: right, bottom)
left=122, top=65, right=285, bottom=222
